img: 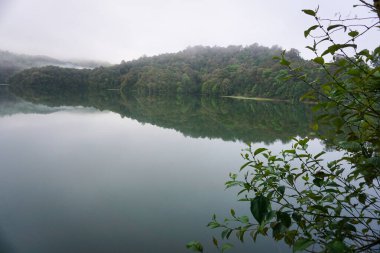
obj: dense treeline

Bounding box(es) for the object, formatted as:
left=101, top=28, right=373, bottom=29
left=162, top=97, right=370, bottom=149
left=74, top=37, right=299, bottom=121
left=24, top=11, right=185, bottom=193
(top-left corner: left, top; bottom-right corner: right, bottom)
left=119, top=44, right=318, bottom=99
left=10, top=66, right=91, bottom=104
left=9, top=44, right=323, bottom=100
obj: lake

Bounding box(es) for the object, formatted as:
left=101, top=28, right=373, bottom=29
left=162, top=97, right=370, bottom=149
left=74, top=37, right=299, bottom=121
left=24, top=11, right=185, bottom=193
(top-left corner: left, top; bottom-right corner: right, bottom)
left=0, top=86, right=316, bottom=253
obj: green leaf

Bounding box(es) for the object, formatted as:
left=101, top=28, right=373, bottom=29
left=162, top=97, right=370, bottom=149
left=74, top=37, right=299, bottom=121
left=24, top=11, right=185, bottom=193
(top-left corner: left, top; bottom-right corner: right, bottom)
left=313, top=178, right=323, bottom=187
left=313, top=57, right=325, bottom=65
left=287, top=175, right=294, bottom=185
left=221, top=243, right=234, bottom=253
left=284, top=230, right=298, bottom=246
left=343, top=223, right=357, bottom=233
left=254, top=147, right=267, bottom=156
left=302, top=9, right=316, bottom=16
left=321, top=44, right=358, bottom=56
left=348, top=30, right=359, bottom=37
left=212, top=237, right=218, bottom=248
left=226, top=229, right=233, bottom=239
left=239, top=215, right=249, bottom=224
left=292, top=212, right=301, bottom=222
left=272, top=222, right=286, bottom=240
left=327, top=182, right=340, bottom=187
left=314, top=171, right=328, bottom=178
left=293, top=238, right=314, bottom=252
left=326, top=240, right=347, bottom=253
left=300, top=90, right=316, bottom=101
left=237, top=229, right=246, bottom=242
left=304, top=25, right=319, bottom=37
left=240, top=161, right=253, bottom=171
left=327, top=24, right=346, bottom=31
left=225, top=180, right=242, bottom=189
left=250, top=195, right=270, bottom=225
left=347, top=68, right=361, bottom=76
left=280, top=58, right=291, bottom=66
left=277, top=211, right=292, bottom=228
left=221, top=229, right=231, bottom=239
left=314, top=151, right=326, bottom=159
left=322, top=188, right=340, bottom=193
left=283, top=149, right=296, bottom=154
left=358, top=49, right=370, bottom=57
left=186, top=241, right=203, bottom=252
left=358, top=193, right=366, bottom=204
left=207, top=221, right=220, bottom=229
left=277, top=185, right=285, bottom=196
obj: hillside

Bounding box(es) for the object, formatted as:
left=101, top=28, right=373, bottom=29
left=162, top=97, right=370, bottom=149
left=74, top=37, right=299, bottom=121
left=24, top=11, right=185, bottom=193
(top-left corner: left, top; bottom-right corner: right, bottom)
left=9, top=44, right=323, bottom=100
left=0, top=50, right=110, bottom=83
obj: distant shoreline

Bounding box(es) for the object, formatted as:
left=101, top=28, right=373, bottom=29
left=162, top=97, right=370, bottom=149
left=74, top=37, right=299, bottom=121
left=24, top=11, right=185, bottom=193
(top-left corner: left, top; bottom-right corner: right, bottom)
left=221, top=95, right=317, bottom=104
left=221, top=95, right=290, bottom=102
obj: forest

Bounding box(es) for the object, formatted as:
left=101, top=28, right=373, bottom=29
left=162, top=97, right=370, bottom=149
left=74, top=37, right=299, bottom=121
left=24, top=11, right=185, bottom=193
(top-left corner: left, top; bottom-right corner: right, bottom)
left=8, top=44, right=323, bottom=100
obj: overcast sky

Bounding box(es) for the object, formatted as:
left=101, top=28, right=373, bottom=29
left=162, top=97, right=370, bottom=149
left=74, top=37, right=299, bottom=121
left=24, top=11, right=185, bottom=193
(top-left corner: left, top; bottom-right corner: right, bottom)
left=0, top=0, right=378, bottom=63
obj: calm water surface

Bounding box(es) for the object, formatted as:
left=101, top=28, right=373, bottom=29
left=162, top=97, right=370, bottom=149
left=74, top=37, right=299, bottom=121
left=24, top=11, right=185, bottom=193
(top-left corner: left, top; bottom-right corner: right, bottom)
left=0, top=87, right=317, bottom=253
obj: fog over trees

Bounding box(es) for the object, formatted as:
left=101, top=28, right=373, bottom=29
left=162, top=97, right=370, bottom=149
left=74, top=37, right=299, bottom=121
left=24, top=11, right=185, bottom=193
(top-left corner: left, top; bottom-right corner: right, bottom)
left=9, top=44, right=323, bottom=101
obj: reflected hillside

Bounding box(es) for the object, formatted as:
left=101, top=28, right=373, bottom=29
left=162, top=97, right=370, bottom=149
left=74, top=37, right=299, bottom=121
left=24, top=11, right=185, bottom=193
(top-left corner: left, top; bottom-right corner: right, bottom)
left=0, top=86, right=63, bottom=116
left=117, top=95, right=312, bottom=143
left=6, top=86, right=313, bottom=143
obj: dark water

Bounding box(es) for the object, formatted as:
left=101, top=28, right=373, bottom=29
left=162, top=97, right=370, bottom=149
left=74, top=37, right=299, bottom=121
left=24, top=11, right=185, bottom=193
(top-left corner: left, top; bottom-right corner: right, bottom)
left=0, top=86, right=317, bottom=253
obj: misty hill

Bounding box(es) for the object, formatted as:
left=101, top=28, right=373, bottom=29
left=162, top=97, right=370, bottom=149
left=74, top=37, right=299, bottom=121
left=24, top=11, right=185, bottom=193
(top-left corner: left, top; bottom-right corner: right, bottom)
left=0, top=50, right=110, bottom=83
left=9, top=44, right=322, bottom=100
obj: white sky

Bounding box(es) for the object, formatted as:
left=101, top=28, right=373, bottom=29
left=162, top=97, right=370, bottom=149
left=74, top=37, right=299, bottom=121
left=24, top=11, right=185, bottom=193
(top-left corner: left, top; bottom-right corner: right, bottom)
left=0, top=0, right=378, bottom=63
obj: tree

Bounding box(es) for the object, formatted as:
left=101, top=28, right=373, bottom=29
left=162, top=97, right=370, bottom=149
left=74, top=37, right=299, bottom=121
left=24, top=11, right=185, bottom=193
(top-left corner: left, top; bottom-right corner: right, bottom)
left=188, top=1, right=380, bottom=252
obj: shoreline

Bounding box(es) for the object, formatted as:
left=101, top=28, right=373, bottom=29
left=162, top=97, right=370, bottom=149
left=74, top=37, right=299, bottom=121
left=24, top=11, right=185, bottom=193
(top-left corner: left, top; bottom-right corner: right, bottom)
left=221, top=95, right=290, bottom=102
left=221, top=95, right=318, bottom=104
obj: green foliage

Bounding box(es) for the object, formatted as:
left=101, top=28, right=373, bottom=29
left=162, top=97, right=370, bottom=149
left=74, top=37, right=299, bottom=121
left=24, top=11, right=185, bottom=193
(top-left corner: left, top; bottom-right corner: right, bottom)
left=293, top=238, right=314, bottom=252
left=205, top=138, right=380, bottom=252
left=250, top=195, right=271, bottom=225
left=9, top=66, right=90, bottom=100
left=124, top=44, right=309, bottom=99
left=186, top=241, right=204, bottom=252
left=302, top=9, right=317, bottom=17
left=10, top=44, right=317, bottom=100
left=191, top=1, right=380, bottom=253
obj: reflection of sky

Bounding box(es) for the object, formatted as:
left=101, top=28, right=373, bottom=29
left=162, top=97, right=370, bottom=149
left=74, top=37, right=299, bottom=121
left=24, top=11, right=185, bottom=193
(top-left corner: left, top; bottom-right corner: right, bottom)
left=0, top=110, right=292, bottom=253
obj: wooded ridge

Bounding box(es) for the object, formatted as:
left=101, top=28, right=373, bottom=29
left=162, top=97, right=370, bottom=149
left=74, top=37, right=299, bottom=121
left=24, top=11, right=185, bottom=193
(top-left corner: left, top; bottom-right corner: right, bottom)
left=8, top=44, right=323, bottom=100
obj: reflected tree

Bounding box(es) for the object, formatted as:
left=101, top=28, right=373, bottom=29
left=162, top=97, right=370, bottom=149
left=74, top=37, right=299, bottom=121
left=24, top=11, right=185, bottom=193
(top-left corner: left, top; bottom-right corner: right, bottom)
left=6, top=86, right=313, bottom=144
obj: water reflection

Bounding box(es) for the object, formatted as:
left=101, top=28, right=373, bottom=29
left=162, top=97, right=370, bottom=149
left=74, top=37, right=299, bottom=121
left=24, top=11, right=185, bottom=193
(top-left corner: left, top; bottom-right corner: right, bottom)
left=2, top=86, right=312, bottom=144
left=0, top=85, right=310, bottom=253
left=0, top=111, right=293, bottom=253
